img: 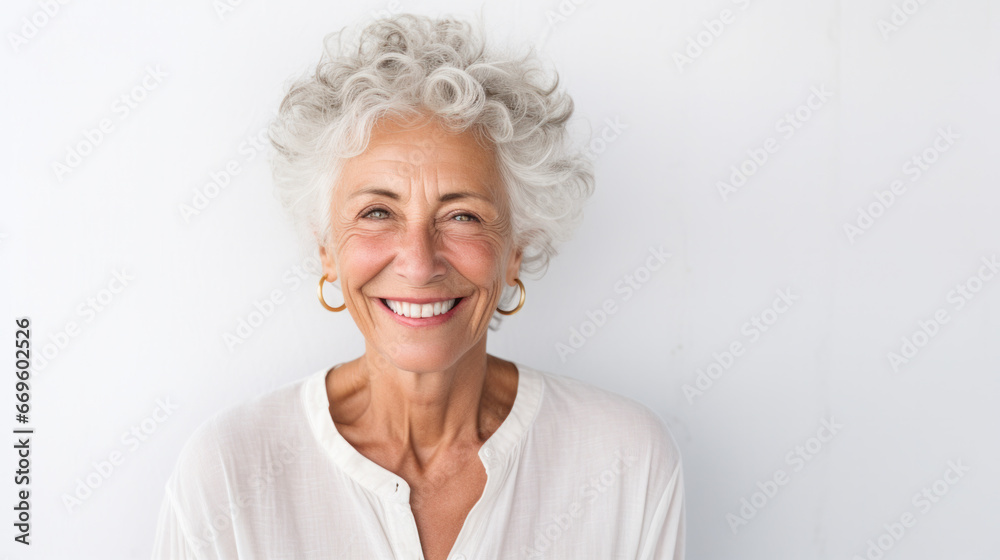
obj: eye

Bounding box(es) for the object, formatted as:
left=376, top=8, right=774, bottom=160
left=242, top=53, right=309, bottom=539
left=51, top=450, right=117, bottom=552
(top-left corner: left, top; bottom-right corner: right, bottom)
left=362, top=207, right=390, bottom=220
left=452, top=213, right=480, bottom=223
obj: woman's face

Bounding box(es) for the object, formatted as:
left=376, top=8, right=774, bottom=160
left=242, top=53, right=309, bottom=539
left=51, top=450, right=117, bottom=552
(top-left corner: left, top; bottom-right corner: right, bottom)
left=319, top=115, right=522, bottom=373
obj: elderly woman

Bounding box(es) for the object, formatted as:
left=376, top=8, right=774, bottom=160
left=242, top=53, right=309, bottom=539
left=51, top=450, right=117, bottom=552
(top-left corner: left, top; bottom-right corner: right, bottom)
left=153, top=13, right=684, bottom=560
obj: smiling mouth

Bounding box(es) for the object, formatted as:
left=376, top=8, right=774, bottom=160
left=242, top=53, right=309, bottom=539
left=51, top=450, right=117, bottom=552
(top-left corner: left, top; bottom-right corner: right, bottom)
left=380, top=298, right=463, bottom=319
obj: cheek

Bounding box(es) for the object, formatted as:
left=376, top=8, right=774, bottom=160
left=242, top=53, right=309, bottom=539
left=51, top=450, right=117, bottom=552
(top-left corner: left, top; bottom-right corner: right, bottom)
left=440, top=234, right=506, bottom=279
left=337, top=231, right=395, bottom=277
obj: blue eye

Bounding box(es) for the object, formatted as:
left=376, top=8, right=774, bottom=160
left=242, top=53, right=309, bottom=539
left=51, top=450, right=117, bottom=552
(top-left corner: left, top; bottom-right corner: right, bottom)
left=361, top=208, right=479, bottom=222
left=363, top=208, right=390, bottom=219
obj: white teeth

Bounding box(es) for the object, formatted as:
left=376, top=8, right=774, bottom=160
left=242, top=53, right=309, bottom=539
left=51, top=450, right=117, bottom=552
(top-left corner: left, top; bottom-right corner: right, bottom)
left=385, top=298, right=457, bottom=318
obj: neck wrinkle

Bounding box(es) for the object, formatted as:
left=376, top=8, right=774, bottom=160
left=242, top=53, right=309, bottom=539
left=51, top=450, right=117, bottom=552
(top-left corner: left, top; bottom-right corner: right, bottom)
left=332, top=351, right=509, bottom=465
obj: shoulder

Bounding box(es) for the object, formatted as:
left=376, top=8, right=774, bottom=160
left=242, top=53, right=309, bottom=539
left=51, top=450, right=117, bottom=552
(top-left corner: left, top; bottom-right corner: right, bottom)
left=165, top=372, right=315, bottom=492
left=522, top=364, right=683, bottom=485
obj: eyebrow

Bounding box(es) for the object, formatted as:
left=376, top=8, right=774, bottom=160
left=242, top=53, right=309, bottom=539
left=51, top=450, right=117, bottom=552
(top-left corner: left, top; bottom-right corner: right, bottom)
left=349, top=187, right=492, bottom=203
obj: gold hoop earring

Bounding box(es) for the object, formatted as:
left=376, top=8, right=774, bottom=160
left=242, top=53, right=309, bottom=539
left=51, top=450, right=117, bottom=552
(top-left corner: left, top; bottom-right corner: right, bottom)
left=318, top=274, right=347, bottom=312
left=497, top=278, right=525, bottom=316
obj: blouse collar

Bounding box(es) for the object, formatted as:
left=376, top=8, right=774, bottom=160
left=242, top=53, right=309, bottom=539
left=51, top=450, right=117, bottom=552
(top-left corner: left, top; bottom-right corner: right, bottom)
left=302, top=360, right=544, bottom=503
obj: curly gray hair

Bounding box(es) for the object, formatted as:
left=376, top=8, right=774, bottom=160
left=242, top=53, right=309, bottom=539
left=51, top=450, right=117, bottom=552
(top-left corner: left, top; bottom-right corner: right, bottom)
left=267, top=13, right=594, bottom=280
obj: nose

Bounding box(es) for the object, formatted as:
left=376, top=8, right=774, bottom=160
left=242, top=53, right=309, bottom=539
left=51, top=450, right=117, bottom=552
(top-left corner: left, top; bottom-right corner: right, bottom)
left=393, top=222, right=447, bottom=285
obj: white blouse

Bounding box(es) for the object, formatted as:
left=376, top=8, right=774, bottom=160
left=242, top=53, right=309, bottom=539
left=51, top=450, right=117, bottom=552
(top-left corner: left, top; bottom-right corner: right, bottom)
left=151, top=362, right=685, bottom=559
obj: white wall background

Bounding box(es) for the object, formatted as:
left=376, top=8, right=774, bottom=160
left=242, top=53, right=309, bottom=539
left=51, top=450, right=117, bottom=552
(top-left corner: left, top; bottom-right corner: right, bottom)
left=2, top=0, right=998, bottom=558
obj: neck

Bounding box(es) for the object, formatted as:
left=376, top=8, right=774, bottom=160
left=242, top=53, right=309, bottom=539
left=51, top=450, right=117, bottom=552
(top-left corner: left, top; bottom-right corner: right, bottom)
left=327, top=341, right=517, bottom=464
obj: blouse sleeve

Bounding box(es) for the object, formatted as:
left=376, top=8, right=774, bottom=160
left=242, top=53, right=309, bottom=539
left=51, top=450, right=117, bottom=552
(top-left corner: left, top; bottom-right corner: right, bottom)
left=150, top=416, right=232, bottom=560
left=151, top=487, right=201, bottom=560
left=636, top=460, right=686, bottom=560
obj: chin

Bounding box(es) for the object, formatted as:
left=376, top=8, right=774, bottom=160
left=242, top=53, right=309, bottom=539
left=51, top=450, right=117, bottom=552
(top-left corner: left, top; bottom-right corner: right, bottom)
left=380, top=343, right=463, bottom=373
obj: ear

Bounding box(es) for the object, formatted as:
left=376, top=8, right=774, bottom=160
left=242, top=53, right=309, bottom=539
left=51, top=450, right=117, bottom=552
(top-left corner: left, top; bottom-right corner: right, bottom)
left=505, top=245, right=523, bottom=285
left=318, top=235, right=338, bottom=283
